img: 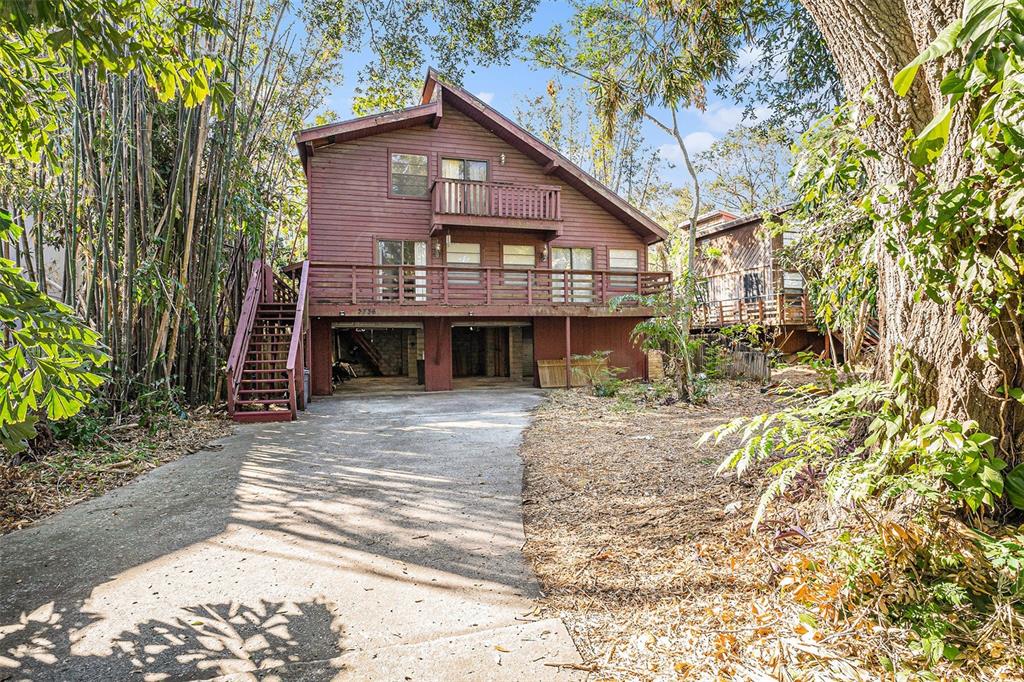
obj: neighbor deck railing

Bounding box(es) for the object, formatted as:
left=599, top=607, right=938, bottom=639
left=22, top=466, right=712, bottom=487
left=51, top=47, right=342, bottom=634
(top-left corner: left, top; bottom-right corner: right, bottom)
left=692, top=292, right=812, bottom=328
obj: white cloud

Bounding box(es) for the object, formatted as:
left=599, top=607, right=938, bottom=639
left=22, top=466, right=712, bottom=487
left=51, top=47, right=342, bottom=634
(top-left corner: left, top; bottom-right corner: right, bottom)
left=476, top=91, right=495, bottom=105
left=696, top=103, right=771, bottom=134
left=659, top=131, right=717, bottom=162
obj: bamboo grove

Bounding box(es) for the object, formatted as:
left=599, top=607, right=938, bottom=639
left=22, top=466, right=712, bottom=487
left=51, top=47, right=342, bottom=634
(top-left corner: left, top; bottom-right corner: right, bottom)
left=1, top=0, right=341, bottom=413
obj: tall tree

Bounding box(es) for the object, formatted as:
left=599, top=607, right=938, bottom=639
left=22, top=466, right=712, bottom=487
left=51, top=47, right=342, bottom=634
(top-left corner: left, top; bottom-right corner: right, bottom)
left=529, top=0, right=744, bottom=400
left=696, top=124, right=791, bottom=214
left=514, top=78, right=673, bottom=216
left=796, top=0, right=1023, bottom=453
left=304, top=0, right=539, bottom=114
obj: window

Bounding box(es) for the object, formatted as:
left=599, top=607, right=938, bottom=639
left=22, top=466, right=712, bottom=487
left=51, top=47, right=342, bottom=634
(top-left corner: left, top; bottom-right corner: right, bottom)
left=378, top=240, right=427, bottom=300
left=502, top=244, right=535, bottom=267
left=742, top=272, right=765, bottom=302
left=608, top=249, right=639, bottom=271
left=608, top=248, right=639, bottom=292
left=441, top=158, right=488, bottom=181
left=447, top=242, right=481, bottom=285
left=440, top=157, right=489, bottom=214
left=551, top=247, right=594, bottom=303
left=503, top=244, right=535, bottom=288
left=390, top=152, right=428, bottom=198
left=783, top=271, right=805, bottom=291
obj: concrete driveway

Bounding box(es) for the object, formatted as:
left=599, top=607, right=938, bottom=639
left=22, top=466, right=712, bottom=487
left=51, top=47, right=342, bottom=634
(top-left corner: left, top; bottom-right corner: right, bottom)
left=0, top=390, right=582, bottom=681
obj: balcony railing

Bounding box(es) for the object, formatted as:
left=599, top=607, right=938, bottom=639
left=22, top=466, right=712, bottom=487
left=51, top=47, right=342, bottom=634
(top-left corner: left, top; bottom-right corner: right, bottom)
left=431, top=179, right=562, bottom=222
left=693, top=293, right=812, bottom=328
left=307, top=262, right=671, bottom=308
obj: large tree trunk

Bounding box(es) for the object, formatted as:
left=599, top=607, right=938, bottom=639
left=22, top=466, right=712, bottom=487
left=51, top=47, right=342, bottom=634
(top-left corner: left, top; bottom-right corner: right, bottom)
left=800, top=0, right=1024, bottom=456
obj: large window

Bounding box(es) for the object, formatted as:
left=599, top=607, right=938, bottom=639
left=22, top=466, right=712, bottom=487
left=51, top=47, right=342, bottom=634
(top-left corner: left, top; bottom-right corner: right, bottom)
left=446, top=242, right=481, bottom=285
left=390, top=152, right=428, bottom=198
left=551, top=247, right=594, bottom=303
left=441, top=157, right=489, bottom=214
left=378, top=240, right=426, bottom=300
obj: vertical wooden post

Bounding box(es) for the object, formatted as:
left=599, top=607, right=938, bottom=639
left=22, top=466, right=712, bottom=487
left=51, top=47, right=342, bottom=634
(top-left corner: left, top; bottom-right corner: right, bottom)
left=443, top=267, right=449, bottom=304
left=777, top=293, right=785, bottom=324
left=398, top=266, right=405, bottom=304
left=350, top=266, right=357, bottom=304
left=758, top=298, right=765, bottom=322
left=485, top=268, right=492, bottom=304
left=564, top=316, right=572, bottom=389
left=801, top=293, right=809, bottom=322
left=527, top=269, right=534, bottom=304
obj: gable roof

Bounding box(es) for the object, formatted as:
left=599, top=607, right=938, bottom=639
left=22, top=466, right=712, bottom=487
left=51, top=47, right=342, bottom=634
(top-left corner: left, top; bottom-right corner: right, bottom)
left=694, top=205, right=792, bottom=240
left=294, top=68, right=668, bottom=244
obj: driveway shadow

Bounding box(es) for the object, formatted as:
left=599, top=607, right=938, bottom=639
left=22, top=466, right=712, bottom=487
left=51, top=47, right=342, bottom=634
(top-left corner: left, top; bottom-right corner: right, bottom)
left=1, top=390, right=545, bottom=680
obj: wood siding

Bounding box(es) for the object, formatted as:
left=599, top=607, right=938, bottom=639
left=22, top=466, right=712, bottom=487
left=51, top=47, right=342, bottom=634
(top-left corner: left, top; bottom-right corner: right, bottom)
left=695, top=220, right=773, bottom=302
left=307, top=103, right=648, bottom=270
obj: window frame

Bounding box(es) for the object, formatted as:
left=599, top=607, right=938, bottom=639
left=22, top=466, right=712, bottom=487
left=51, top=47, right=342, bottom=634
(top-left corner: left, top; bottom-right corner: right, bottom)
left=502, top=243, right=536, bottom=268
left=388, top=148, right=431, bottom=200
left=438, top=154, right=492, bottom=182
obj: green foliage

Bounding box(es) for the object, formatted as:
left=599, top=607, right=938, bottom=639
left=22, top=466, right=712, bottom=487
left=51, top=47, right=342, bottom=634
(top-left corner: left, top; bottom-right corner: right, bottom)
left=303, top=0, right=537, bottom=114
left=571, top=350, right=624, bottom=397
left=770, top=101, right=878, bottom=353
left=0, top=210, right=108, bottom=455
left=885, top=0, right=1024, bottom=363
left=0, top=0, right=221, bottom=164
left=718, top=1, right=841, bottom=131
left=514, top=78, right=673, bottom=217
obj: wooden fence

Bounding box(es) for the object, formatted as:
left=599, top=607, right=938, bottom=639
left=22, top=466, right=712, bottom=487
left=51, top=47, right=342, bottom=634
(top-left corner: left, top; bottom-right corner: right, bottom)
left=692, top=341, right=772, bottom=383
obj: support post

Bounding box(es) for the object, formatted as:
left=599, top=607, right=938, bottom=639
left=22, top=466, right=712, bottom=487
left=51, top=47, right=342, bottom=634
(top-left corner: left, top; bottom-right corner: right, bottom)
left=564, top=316, right=571, bottom=389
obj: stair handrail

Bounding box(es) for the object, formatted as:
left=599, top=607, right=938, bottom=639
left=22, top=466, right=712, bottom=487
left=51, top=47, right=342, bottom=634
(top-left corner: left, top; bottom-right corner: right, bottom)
left=226, top=260, right=266, bottom=416
left=285, top=259, right=310, bottom=419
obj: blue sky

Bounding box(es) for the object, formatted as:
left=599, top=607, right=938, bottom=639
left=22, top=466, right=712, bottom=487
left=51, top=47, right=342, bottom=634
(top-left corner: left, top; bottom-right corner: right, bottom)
left=312, top=1, right=768, bottom=187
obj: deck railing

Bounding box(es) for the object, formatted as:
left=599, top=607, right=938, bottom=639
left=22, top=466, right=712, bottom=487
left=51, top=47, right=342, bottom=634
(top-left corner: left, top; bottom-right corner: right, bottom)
left=306, top=262, right=671, bottom=307
left=693, top=293, right=812, bottom=328
left=431, top=179, right=562, bottom=222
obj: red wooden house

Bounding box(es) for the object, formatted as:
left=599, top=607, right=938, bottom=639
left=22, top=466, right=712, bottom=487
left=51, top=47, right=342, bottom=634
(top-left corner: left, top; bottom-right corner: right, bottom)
left=226, top=70, right=670, bottom=422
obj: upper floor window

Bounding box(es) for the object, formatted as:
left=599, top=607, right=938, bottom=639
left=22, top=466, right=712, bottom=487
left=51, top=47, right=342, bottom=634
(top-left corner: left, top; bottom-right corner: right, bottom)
left=441, top=157, right=488, bottom=181
left=390, top=152, right=429, bottom=198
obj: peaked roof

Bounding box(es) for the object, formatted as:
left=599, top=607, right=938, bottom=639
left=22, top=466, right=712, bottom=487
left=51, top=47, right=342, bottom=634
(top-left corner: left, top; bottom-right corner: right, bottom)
left=694, top=205, right=793, bottom=240
left=295, top=68, right=668, bottom=244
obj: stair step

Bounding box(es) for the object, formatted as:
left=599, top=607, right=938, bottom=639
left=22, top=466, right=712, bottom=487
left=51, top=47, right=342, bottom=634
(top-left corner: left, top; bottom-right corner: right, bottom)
left=242, top=369, right=289, bottom=374
left=233, top=410, right=294, bottom=423
left=235, top=399, right=291, bottom=406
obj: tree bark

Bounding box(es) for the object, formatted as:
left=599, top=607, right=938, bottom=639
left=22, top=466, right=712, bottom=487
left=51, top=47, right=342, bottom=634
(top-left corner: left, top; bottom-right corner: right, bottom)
left=800, top=0, right=1024, bottom=455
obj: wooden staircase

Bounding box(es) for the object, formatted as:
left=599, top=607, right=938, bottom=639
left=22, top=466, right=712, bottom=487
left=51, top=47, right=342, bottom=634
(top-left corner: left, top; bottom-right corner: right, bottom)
left=226, top=260, right=310, bottom=423
left=349, top=330, right=385, bottom=374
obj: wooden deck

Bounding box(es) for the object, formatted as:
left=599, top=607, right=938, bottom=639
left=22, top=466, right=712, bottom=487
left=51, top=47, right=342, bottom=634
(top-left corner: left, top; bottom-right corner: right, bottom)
left=693, top=293, right=813, bottom=329
left=299, top=261, right=672, bottom=317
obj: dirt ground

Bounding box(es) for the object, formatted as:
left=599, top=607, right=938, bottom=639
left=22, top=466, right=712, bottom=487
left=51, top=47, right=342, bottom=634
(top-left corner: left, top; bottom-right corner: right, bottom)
left=520, top=379, right=873, bottom=681
left=1, top=412, right=233, bottom=534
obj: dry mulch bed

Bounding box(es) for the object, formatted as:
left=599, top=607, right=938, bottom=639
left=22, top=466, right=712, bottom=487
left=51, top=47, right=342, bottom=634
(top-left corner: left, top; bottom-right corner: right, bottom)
left=520, top=382, right=869, bottom=680
left=1, top=410, right=233, bottom=534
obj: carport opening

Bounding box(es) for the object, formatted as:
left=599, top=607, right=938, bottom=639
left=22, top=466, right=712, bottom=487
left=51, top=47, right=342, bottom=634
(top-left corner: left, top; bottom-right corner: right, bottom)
left=331, top=324, right=423, bottom=393
left=451, top=323, right=534, bottom=388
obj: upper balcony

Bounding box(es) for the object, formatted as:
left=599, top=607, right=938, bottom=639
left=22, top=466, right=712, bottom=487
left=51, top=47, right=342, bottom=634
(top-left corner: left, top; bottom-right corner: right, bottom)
left=430, top=179, right=563, bottom=238
left=301, top=262, right=671, bottom=317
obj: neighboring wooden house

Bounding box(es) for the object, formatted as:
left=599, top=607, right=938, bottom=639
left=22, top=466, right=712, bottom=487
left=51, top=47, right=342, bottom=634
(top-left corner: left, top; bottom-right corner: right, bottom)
left=224, top=69, right=671, bottom=421
left=691, top=209, right=824, bottom=354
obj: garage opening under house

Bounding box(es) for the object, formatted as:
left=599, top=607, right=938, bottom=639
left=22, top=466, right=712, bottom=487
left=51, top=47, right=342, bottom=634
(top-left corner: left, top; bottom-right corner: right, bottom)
left=225, top=69, right=671, bottom=422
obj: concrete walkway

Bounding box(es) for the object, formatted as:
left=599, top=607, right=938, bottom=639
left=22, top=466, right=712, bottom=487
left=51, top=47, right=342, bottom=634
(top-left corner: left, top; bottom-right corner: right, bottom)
left=0, top=390, right=582, bottom=681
